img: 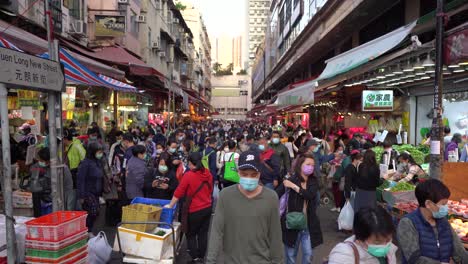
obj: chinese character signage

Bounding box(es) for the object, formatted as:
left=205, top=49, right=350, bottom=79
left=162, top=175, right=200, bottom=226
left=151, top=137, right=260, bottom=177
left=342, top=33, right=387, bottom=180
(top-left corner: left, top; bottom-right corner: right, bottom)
left=444, top=28, right=468, bottom=65
left=362, top=90, right=393, bottom=112
left=95, top=15, right=126, bottom=37
left=62, top=86, right=76, bottom=111
left=18, top=90, right=40, bottom=108
left=118, top=93, right=137, bottom=106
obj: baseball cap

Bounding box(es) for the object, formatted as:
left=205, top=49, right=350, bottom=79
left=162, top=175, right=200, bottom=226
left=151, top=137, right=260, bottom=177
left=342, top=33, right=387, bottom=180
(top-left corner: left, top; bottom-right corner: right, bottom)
left=306, top=139, right=321, bottom=147
left=238, top=150, right=261, bottom=172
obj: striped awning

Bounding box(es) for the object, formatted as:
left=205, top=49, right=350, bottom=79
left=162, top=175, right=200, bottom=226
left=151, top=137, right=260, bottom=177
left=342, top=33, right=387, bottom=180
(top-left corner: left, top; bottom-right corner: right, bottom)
left=0, top=36, right=23, bottom=51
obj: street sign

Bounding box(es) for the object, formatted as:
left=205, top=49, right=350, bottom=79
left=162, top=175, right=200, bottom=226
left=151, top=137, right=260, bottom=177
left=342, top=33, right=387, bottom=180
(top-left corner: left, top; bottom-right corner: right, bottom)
left=0, top=47, right=65, bottom=92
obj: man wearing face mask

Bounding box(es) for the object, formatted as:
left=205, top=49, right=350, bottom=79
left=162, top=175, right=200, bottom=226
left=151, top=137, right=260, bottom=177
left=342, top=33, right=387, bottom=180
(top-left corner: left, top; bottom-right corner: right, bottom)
left=126, top=145, right=150, bottom=200
left=258, top=137, right=281, bottom=189
left=306, top=139, right=334, bottom=177
left=270, top=131, right=291, bottom=180
left=206, top=151, right=284, bottom=264
left=398, top=179, right=468, bottom=264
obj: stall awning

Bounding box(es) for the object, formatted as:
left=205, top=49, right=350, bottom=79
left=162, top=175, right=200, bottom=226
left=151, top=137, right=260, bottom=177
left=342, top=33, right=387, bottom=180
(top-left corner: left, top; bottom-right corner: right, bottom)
left=0, top=36, right=22, bottom=51
left=90, top=46, right=165, bottom=81
left=42, top=48, right=136, bottom=92
left=317, top=21, right=417, bottom=81
left=277, top=80, right=315, bottom=106
left=0, top=20, right=125, bottom=79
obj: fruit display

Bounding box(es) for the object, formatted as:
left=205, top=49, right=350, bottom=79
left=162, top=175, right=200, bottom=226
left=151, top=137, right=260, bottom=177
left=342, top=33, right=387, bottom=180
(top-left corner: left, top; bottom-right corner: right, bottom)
left=393, top=201, right=418, bottom=214
left=390, top=182, right=415, bottom=192
left=450, top=219, right=468, bottom=242
left=448, top=200, right=468, bottom=218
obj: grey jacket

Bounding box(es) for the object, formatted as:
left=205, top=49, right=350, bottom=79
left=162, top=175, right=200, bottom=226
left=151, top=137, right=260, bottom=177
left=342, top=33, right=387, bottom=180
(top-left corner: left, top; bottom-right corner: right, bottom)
left=126, top=156, right=148, bottom=199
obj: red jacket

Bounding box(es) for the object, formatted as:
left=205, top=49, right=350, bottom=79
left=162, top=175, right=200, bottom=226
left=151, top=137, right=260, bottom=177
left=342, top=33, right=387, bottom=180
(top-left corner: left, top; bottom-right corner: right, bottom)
left=174, top=168, right=213, bottom=213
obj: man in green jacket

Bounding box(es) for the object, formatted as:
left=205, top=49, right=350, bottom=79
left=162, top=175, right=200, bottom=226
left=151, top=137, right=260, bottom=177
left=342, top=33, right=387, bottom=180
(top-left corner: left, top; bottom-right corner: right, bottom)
left=63, top=129, right=86, bottom=187
left=269, top=130, right=291, bottom=179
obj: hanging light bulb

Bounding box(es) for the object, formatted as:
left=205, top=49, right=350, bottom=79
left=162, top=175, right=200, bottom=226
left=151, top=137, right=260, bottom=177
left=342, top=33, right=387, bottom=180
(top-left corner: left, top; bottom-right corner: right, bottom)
left=443, top=67, right=451, bottom=75
left=425, top=66, right=435, bottom=74
left=403, top=60, right=414, bottom=72
left=422, top=53, right=435, bottom=67
left=413, top=56, right=424, bottom=70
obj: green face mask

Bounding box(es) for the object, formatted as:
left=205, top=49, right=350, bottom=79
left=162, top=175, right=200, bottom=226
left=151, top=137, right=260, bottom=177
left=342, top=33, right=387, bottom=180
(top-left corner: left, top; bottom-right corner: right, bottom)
left=95, top=153, right=103, bottom=160
left=367, top=242, right=391, bottom=258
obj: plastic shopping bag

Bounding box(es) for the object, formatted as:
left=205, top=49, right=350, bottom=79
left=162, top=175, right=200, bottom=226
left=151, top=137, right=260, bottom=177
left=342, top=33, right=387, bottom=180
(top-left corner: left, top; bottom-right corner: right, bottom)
left=338, top=201, right=354, bottom=231
left=88, top=231, right=112, bottom=264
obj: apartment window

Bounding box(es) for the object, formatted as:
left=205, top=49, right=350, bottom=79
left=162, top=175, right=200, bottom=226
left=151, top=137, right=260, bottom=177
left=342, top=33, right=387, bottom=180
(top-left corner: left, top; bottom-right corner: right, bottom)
left=148, top=27, right=152, bottom=48
left=286, top=0, right=292, bottom=22
left=130, top=10, right=139, bottom=37
left=279, top=6, right=285, bottom=33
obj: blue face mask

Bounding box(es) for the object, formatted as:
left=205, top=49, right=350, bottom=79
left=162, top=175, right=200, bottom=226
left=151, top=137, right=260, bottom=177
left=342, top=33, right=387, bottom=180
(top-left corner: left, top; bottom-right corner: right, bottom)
left=258, top=145, right=265, bottom=151
left=239, top=177, right=259, bottom=192
left=38, top=161, right=47, bottom=168
left=432, top=204, right=449, bottom=219
left=312, top=145, right=320, bottom=153
left=272, top=138, right=280, bottom=144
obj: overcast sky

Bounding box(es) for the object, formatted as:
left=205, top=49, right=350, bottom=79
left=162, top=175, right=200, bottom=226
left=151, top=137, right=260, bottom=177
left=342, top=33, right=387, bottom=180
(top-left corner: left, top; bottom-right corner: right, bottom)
left=185, top=0, right=246, bottom=38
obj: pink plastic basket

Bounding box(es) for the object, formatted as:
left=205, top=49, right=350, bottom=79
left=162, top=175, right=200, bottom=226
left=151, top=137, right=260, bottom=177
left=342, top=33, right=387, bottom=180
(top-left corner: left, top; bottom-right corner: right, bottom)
left=25, top=211, right=87, bottom=242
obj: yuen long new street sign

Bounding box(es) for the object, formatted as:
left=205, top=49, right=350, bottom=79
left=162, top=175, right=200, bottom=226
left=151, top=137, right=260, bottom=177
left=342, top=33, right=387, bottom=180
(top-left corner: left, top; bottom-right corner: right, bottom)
left=0, top=47, right=65, bottom=92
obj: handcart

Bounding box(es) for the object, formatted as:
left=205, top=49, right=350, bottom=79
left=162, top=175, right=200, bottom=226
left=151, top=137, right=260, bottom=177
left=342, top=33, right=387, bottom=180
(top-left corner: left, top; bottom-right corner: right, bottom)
left=115, top=221, right=182, bottom=264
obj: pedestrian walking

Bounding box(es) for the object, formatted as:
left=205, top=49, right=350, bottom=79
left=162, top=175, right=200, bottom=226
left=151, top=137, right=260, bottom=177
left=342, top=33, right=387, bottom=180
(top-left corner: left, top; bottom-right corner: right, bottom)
left=144, top=154, right=177, bottom=200
left=276, top=154, right=323, bottom=264
left=270, top=130, right=291, bottom=179
left=258, top=137, right=280, bottom=189
left=328, top=207, right=398, bottom=263
left=126, top=145, right=149, bottom=200
left=353, top=150, right=381, bottom=212
left=343, top=150, right=362, bottom=208
left=77, top=142, right=105, bottom=234
left=206, top=150, right=284, bottom=264
left=165, top=152, right=213, bottom=263
left=397, top=179, right=468, bottom=263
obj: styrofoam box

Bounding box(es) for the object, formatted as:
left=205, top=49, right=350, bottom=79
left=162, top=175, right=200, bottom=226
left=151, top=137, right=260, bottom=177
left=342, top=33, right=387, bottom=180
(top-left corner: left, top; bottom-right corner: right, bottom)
left=114, top=226, right=176, bottom=260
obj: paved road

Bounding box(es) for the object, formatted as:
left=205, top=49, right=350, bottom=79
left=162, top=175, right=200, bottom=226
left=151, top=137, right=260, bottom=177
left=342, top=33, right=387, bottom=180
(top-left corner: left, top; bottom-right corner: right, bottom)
left=103, top=204, right=347, bottom=264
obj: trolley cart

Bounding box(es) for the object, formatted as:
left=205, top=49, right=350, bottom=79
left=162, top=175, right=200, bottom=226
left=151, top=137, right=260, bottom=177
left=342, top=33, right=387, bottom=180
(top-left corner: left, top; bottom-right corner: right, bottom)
left=115, top=221, right=181, bottom=264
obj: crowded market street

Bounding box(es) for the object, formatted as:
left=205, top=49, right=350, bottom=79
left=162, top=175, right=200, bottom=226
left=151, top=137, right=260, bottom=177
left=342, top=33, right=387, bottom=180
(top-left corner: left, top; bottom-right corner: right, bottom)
left=1, top=0, right=468, bottom=263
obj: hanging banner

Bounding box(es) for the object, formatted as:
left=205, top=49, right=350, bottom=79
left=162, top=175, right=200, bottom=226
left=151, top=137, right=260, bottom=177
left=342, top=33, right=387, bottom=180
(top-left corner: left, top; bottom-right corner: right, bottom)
left=95, top=15, right=126, bottom=37
left=8, top=96, right=18, bottom=110
left=18, top=90, right=40, bottom=107
left=362, top=90, right=393, bottom=112
left=62, top=86, right=76, bottom=111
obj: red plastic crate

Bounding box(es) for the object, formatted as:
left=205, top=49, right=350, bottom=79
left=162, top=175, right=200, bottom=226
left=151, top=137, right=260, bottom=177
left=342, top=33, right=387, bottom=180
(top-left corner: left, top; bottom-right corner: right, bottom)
left=25, top=211, right=87, bottom=242
left=26, top=231, right=87, bottom=251
left=25, top=245, right=87, bottom=264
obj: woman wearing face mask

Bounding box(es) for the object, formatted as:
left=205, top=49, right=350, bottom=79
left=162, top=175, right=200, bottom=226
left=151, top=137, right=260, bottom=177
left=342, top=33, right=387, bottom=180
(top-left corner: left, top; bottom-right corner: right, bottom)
left=165, top=152, right=213, bottom=263
left=398, top=179, right=468, bottom=264
left=353, top=150, right=381, bottom=212
left=328, top=206, right=398, bottom=264
left=343, top=150, right=362, bottom=208
left=329, top=146, right=347, bottom=212
left=126, top=145, right=149, bottom=200
left=144, top=154, right=178, bottom=199
left=276, top=154, right=323, bottom=264
left=221, top=140, right=240, bottom=188
left=77, top=142, right=105, bottom=234
left=386, top=153, right=426, bottom=184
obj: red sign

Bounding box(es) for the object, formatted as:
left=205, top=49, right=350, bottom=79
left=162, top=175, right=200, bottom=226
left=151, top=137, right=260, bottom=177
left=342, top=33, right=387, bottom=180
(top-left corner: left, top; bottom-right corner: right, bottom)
left=445, top=27, right=468, bottom=65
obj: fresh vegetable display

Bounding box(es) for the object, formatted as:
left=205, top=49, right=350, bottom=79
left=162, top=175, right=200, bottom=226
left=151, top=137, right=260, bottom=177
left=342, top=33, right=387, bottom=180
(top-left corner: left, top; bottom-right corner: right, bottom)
left=390, top=182, right=415, bottom=192
left=371, top=144, right=427, bottom=165
left=379, top=180, right=390, bottom=189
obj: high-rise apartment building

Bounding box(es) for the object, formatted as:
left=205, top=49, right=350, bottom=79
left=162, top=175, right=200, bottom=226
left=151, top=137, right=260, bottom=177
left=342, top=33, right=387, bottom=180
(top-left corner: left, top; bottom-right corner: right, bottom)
left=248, top=0, right=270, bottom=68
left=213, top=35, right=244, bottom=73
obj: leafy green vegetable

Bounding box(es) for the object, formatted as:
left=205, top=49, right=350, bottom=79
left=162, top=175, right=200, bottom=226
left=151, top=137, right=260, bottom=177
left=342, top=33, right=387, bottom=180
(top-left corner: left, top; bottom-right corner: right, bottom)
left=390, top=182, right=415, bottom=192
left=372, top=144, right=427, bottom=164
left=155, top=230, right=166, bottom=236
left=379, top=180, right=390, bottom=189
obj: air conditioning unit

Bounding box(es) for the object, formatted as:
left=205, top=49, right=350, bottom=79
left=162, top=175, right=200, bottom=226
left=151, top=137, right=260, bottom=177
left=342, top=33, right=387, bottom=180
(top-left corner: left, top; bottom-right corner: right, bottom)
left=173, top=18, right=179, bottom=24
left=159, top=51, right=166, bottom=57
left=136, top=15, right=146, bottom=23
left=69, top=20, right=86, bottom=35
left=151, top=41, right=160, bottom=50
left=118, top=0, right=129, bottom=4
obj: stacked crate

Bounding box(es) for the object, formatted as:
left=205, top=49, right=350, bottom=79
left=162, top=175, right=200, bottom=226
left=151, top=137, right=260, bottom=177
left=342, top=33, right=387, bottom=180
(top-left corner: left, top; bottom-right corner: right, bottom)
left=24, top=211, right=88, bottom=263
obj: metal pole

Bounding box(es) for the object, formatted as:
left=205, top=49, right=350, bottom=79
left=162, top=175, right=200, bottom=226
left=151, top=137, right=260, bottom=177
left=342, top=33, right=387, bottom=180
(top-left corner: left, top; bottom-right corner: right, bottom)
left=0, top=84, right=17, bottom=264
left=45, top=0, right=63, bottom=210
left=113, top=90, right=118, bottom=127
left=430, top=0, right=445, bottom=179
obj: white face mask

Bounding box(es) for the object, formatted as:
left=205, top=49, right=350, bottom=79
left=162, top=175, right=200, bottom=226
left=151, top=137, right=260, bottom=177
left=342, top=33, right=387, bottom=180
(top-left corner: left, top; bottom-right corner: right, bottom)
left=224, top=147, right=229, bottom=152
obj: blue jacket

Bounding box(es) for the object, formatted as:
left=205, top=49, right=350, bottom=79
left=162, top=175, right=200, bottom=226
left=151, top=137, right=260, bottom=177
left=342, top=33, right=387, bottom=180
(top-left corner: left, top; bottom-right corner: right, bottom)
left=202, top=146, right=217, bottom=182
left=126, top=156, right=148, bottom=199
left=403, top=208, right=453, bottom=263
left=314, top=152, right=334, bottom=176
left=77, top=158, right=103, bottom=199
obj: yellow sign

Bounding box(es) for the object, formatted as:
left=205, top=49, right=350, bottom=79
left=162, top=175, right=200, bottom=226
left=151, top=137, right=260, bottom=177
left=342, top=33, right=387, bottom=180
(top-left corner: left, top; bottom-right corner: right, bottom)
left=18, top=90, right=40, bottom=107
left=62, top=86, right=76, bottom=111
left=8, top=96, right=18, bottom=110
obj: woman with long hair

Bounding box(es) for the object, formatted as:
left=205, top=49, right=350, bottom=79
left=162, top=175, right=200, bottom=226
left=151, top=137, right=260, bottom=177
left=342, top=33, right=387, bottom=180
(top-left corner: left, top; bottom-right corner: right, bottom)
left=166, top=152, right=213, bottom=263
left=353, top=150, right=381, bottom=212
left=276, top=154, right=323, bottom=264
left=386, top=152, right=426, bottom=183
left=77, top=142, right=105, bottom=234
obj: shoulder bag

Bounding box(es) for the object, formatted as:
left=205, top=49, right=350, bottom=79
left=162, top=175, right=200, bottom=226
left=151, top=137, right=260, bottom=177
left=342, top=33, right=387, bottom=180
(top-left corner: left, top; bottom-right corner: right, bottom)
left=285, top=188, right=308, bottom=230
left=181, top=181, right=209, bottom=233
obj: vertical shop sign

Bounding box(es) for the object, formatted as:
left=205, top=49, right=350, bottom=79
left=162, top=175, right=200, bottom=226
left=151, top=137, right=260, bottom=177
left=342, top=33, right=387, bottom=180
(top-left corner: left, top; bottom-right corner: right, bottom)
left=362, top=90, right=393, bottom=111
left=62, top=86, right=76, bottom=111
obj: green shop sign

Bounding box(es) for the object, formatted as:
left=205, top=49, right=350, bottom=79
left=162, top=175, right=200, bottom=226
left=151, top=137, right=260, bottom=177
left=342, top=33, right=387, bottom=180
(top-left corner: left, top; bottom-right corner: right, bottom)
left=362, top=90, right=393, bottom=112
